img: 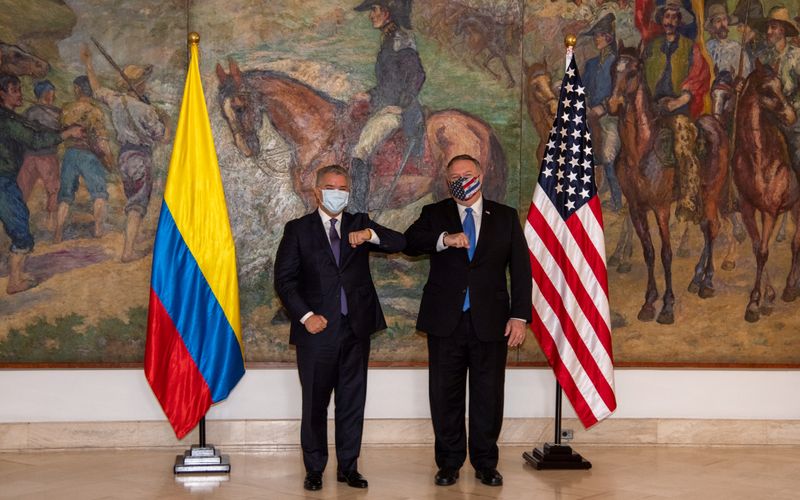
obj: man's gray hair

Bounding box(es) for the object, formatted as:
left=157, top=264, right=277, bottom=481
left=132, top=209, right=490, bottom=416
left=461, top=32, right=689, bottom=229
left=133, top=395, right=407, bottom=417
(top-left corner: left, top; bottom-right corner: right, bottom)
left=315, top=164, right=350, bottom=186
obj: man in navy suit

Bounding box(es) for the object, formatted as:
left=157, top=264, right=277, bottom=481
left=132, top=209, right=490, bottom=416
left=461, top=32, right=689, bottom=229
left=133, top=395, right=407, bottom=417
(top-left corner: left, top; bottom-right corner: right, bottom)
left=404, top=154, right=532, bottom=487
left=274, top=164, right=405, bottom=491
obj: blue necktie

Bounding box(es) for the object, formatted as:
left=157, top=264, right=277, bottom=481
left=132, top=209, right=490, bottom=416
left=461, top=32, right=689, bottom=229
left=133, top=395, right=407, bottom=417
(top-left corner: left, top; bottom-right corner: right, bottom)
left=329, top=219, right=348, bottom=315
left=463, top=207, right=476, bottom=311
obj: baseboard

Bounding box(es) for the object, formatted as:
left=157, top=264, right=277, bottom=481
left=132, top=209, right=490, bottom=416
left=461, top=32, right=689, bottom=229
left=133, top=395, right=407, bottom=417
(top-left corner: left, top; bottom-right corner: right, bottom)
left=1, top=418, right=799, bottom=452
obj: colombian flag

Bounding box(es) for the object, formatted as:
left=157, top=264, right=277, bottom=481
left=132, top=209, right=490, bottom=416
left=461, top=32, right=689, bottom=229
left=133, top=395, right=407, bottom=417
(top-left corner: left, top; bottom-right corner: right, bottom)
left=145, top=35, right=245, bottom=439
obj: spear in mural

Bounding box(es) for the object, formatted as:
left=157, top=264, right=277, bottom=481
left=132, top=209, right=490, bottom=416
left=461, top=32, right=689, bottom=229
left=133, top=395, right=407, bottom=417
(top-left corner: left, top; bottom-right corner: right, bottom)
left=727, top=0, right=753, bottom=217
left=372, top=137, right=416, bottom=220
left=90, top=36, right=150, bottom=105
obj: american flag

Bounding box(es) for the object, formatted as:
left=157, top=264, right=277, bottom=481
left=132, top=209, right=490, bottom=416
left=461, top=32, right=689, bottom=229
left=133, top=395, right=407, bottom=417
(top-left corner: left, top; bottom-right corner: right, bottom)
left=450, top=176, right=481, bottom=200
left=525, top=54, right=617, bottom=428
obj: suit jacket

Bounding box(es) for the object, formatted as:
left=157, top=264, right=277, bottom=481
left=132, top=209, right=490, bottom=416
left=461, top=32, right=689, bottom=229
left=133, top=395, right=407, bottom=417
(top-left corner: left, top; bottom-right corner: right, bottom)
left=274, top=210, right=406, bottom=346
left=404, top=198, right=532, bottom=341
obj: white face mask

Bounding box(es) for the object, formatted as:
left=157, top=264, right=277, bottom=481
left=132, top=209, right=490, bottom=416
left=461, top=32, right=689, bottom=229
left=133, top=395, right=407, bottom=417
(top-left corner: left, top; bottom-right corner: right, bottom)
left=321, top=189, right=349, bottom=215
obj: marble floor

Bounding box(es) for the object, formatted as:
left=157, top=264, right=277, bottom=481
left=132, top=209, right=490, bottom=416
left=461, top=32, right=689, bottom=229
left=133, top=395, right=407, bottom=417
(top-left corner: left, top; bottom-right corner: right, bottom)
left=1, top=445, right=799, bottom=499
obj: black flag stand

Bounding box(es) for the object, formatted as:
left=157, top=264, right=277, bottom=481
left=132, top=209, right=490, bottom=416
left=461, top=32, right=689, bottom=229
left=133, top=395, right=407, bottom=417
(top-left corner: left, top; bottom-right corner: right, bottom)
left=523, top=382, right=591, bottom=470
left=174, top=416, right=232, bottom=474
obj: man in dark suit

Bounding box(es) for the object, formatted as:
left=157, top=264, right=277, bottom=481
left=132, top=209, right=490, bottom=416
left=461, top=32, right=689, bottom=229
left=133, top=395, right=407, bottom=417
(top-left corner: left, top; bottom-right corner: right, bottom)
left=274, top=164, right=405, bottom=491
left=404, top=154, right=532, bottom=487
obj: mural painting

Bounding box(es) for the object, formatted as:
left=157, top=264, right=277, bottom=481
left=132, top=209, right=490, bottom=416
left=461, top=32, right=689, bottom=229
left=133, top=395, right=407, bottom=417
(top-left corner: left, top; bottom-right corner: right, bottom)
left=2, top=0, right=800, bottom=366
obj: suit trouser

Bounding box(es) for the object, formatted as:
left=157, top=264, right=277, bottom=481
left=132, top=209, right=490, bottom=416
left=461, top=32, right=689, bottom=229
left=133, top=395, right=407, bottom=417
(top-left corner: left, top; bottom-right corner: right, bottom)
left=296, top=318, right=370, bottom=473
left=427, top=310, right=508, bottom=470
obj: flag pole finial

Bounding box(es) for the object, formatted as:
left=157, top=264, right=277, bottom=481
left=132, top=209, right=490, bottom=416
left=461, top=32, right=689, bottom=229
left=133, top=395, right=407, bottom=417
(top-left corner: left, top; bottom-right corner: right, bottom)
left=188, top=32, right=200, bottom=45
left=564, top=34, right=576, bottom=70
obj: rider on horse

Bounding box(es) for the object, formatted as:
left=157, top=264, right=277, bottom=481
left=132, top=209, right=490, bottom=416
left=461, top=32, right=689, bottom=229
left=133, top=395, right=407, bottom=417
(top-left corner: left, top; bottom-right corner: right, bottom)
left=754, top=6, right=800, bottom=174
left=350, top=0, right=426, bottom=213
left=641, top=0, right=710, bottom=223
left=581, top=12, right=623, bottom=212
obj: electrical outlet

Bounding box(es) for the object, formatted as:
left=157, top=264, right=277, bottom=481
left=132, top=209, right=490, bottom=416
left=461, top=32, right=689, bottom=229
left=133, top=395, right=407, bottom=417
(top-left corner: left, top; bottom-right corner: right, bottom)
left=560, top=429, right=574, bottom=441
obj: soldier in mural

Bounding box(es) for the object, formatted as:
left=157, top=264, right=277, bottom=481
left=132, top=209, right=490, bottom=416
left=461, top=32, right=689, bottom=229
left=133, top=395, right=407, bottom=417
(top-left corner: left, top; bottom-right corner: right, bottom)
left=80, top=44, right=166, bottom=262
left=0, top=74, right=82, bottom=294
left=596, top=0, right=639, bottom=48
left=54, top=75, right=114, bottom=244
left=641, top=0, right=709, bottom=223
left=754, top=5, right=800, bottom=174
left=18, top=80, right=61, bottom=234
left=350, top=0, right=426, bottom=213
left=581, top=12, right=622, bottom=212
left=706, top=2, right=751, bottom=77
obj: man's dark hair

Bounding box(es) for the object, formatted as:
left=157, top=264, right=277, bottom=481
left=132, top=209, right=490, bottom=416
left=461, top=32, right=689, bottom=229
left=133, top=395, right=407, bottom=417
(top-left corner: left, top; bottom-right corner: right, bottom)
left=33, top=80, right=55, bottom=99
left=0, top=74, right=21, bottom=93
left=316, top=164, right=350, bottom=186
left=73, top=76, right=93, bottom=98
left=446, top=154, right=482, bottom=171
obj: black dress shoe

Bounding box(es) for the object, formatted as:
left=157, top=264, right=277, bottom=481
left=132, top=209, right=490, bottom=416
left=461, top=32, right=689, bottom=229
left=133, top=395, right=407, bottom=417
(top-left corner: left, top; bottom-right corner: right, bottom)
left=475, top=468, right=503, bottom=486
left=434, top=468, right=459, bottom=486
left=337, top=470, right=368, bottom=488
left=304, top=471, right=323, bottom=491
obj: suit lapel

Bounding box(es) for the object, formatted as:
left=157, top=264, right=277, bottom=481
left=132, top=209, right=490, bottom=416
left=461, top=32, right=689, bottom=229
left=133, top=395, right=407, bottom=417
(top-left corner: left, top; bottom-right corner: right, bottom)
left=311, top=212, right=337, bottom=266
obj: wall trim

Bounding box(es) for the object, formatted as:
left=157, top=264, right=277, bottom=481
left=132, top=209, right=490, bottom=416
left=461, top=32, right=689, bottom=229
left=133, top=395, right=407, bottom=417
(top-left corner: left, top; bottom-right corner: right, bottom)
left=2, top=418, right=799, bottom=452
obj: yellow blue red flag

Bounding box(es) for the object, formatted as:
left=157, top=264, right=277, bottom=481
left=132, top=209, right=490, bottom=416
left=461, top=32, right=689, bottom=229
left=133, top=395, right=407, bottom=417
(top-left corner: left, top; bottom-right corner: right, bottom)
left=145, top=35, right=245, bottom=439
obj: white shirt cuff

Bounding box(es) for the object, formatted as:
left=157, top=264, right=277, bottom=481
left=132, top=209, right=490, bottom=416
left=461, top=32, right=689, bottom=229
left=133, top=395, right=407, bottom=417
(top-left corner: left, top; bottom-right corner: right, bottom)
left=436, top=232, right=448, bottom=252
left=300, top=311, right=313, bottom=324
left=367, top=228, right=380, bottom=245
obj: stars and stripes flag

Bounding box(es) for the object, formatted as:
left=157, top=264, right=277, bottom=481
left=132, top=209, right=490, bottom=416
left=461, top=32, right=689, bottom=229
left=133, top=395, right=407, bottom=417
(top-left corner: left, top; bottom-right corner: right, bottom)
left=525, top=52, right=617, bottom=428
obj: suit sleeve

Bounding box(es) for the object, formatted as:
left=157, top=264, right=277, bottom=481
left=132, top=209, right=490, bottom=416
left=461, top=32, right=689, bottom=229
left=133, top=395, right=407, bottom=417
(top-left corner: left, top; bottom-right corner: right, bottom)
left=366, top=215, right=406, bottom=253
left=403, top=204, right=440, bottom=256
left=509, top=210, right=533, bottom=322
left=273, top=221, right=311, bottom=322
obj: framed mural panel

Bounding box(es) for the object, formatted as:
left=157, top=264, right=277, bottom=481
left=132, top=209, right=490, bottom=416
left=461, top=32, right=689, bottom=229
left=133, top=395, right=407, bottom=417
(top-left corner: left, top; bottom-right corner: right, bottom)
left=1, top=0, right=799, bottom=367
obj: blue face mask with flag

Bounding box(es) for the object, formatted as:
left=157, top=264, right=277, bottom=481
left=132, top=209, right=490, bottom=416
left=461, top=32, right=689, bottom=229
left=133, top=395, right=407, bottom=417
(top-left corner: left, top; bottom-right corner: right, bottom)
left=448, top=175, right=481, bottom=201
left=321, top=189, right=349, bottom=214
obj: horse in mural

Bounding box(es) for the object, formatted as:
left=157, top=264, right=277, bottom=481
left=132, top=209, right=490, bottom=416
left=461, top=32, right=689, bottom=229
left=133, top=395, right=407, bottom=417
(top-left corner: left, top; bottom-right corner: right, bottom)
left=607, top=45, right=728, bottom=324
left=215, top=59, right=507, bottom=211
left=732, top=60, right=800, bottom=323
left=0, top=42, right=49, bottom=77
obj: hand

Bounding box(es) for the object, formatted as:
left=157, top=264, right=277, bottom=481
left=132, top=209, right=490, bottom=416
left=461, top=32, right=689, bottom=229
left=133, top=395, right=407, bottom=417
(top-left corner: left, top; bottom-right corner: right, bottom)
left=384, top=105, right=402, bottom=114
left=61, top=125, right=84, bottom=140
left=588, top=104, right=604, bottom=120
left=349, top=228, right=373, bottom=247
left=505, top=319, right=526, bottom=347
left=443, top=232, right=470, bottom=249
left=304, top=314, right=328, bottom=334
left=80, top=43, right=92, bottom=64
left=656, top=97, right=672, bottom=113
left=735, top=78, right=745, bottom=95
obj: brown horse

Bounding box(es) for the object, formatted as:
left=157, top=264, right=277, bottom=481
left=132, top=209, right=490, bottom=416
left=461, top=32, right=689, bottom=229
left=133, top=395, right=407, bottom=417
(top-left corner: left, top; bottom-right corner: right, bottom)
left=607, top=46, right=728, bottom=324
left=732, top=59, right=800, bottom=322
left=0, top=42, right=49, bottom=77
left=215, top=60, right=507, bottom=210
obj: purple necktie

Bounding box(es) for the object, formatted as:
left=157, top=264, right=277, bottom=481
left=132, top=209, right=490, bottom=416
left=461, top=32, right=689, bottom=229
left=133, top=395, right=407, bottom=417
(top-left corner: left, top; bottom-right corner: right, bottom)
left=329, top=219, right=348, bottom=315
